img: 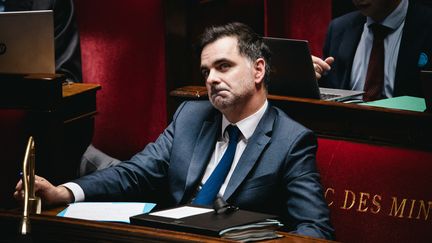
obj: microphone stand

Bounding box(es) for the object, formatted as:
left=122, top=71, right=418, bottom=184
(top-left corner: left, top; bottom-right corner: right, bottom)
left=19, top=136, right=41, bottom=235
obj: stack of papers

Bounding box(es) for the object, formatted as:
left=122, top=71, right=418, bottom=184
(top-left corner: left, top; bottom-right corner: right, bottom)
left=58, top=202, right=156, bottom=223
left=130, top=205, right=283, bottom=242
left=220, top=219, right=282, bottom=242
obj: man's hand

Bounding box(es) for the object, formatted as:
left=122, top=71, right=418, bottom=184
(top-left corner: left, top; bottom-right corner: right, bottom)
left=312, top=55, right=334, bottom=79
left=14, top=175, right=74, bottom=207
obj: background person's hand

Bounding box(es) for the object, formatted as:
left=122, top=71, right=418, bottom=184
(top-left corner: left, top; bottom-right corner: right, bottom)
left=312, top=55, right=334, bottom=79
left=14, top=175, right=74, bottom=207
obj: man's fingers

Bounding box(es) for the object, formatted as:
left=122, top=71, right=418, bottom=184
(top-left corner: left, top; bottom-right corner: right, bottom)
left=324, top=56, right=335, bottom=65
left=35, top=175, right=46, bottom=182
left=13, top=189, right=24, bottom=200
left=314, top=63, right=323, bottom=73
left=15, top=179, right=23, bottom=191
left=312, top=55, right=334, bottom=72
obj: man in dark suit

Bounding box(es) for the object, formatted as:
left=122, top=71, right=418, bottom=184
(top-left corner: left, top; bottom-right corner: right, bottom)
left=313, top=0, right=432, bottom=99
left=14, top=22, right=334, bottom=240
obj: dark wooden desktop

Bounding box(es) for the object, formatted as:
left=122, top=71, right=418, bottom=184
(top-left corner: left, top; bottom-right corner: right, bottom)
left=0, top=208, right=333, bottom=243
left=170, top=86, right=432, bottom=150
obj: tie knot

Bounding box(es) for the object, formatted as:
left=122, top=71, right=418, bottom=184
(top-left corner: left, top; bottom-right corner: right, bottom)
left=369, top=24, right=392, bottom=40
left=226, top=125, right=240, bottom=143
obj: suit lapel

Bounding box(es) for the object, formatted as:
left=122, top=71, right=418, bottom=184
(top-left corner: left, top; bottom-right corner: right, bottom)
left=339, top=14, right=365, bottom=89
left=180, top=114, right=221, bottom=203
left=222, top=107, right=274, bottom=200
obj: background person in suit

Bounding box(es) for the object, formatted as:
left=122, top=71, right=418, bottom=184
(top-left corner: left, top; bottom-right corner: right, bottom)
left=14, top=22, right=334, bottom=240
left=313, top=0, right=432, bottom=99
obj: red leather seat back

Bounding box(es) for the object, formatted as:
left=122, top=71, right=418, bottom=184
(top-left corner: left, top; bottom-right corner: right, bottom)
left=0, top=110, right=29, bottom=208
left=317, top=138, right=432, bottom=243
left=75, top=0, right=167, bottom=160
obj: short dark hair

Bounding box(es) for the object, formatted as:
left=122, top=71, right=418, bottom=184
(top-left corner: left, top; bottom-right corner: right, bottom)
left=198, top=22, right=271, bottom=87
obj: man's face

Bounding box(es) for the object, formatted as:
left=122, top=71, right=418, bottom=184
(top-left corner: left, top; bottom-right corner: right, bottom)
left=352, top=0, right=401, bottom=21
left=200, top=36, right=256, bottom=112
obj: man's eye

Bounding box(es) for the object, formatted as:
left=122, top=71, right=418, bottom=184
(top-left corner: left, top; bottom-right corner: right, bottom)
left=219, top=63, right=230, bottom=71
left=201, top=69, right=209, bottom=78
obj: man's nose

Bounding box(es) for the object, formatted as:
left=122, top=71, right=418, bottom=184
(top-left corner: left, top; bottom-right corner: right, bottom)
left=206, top=69, right=220, bottom=84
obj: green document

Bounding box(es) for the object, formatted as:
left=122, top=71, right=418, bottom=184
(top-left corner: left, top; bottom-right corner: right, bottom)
left=360, top=96, right=426, bottom=112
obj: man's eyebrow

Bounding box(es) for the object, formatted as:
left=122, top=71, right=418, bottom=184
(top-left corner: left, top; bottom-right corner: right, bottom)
left=201, top=58, right=232, bottom=69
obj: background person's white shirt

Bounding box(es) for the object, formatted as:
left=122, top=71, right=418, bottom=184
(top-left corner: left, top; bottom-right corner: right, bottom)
left=350, top=0, right=408, bottom=98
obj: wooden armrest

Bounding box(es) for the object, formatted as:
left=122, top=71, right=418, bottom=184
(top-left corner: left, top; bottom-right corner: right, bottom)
left=169, top=86, right=208, bottom=99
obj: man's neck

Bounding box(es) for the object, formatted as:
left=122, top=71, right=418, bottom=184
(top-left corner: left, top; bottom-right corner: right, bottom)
left=371, top=0, right=403, bottom=22
left=223, top=94, right=267, bottom=124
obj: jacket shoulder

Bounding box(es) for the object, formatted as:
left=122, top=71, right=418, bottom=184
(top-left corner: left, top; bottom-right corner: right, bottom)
left=172, top=100, right=217, bottom=123
left=271, top=106, right=314, bottom=139
left=329, top=11, right=365, bottom=32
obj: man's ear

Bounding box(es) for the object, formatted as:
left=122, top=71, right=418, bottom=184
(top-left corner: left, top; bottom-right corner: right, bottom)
left=253, top=58, right=266, bottom=84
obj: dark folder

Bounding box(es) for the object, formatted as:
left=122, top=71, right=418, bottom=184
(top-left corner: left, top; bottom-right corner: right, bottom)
left=130, top=205, right=280, bottom=237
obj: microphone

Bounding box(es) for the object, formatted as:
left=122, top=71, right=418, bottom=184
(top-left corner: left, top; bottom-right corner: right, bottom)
left=213, top=197, right=238, bottom=215
left=19, top=136, right=41, bottom=236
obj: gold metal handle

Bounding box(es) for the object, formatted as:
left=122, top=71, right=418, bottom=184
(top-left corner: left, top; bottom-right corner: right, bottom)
left=19, top=136, right=41, bottom=235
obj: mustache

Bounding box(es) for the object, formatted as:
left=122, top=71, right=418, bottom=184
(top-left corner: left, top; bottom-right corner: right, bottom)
left=210, top=85, right=229, bottom=95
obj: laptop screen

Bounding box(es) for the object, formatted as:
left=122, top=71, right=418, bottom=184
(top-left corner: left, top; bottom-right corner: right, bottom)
left=263, top=37, right=321, bottom=99
left=0, top=10, right=54, bottom=75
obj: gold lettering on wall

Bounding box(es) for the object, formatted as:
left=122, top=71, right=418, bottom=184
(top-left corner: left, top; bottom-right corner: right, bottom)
left=325, top=188, right=335, bottom=206
left=416, top=200, right=432, bottom=221
left=371, top=194, right=382, bottom=214
left=389, top=197, right=407, bottom=218
left=341, top=190, right=356, bottom=210
left=325, top=188, right=431, bottom=221
left=357, top=192, right=370, bottom=212
left=408, top=199, right=416, bottom=219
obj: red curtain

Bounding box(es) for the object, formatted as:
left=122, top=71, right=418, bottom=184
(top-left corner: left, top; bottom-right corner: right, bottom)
left=265, top=0, right=332, bottom=56
left=75, top=0, right=167, bottom=160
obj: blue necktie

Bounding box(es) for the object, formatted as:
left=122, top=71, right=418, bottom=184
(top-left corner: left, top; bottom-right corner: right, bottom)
left=193, top=125, right=240, bottom=206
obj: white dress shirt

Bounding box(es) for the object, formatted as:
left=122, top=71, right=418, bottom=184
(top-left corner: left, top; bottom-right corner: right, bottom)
left=196, top=100, right=268, bottom=198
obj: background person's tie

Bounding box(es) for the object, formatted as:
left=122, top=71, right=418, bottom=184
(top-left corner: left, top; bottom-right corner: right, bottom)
left=363, top=24, right=392, bottom=101
left=192, top=125, right=240, bottom=206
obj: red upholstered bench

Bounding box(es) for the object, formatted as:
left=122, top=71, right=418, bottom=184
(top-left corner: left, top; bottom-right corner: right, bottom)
left=316, top=137, right=432, bottom=243
left=0, top=110, right=29, bottom=209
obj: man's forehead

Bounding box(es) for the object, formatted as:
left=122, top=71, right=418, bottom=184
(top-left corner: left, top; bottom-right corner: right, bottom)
left=200, top=36, right=240, bottom=65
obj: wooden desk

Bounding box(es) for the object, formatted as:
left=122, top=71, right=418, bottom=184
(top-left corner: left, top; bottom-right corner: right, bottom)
left=170, top=86, right=432, bottom=150
left=0, top=209, right=332, bottom=242
left=0, top=76, right=100, bottom=209
left=34, top=82, right=101, bottom=183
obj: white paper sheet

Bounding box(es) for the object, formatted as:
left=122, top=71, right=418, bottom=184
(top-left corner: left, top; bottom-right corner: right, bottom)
left=58, top=202, right=156, bottom=223
left=149, top=206, right=213, bottom=219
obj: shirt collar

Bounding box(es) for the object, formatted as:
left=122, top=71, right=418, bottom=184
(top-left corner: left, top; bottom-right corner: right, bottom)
left=366, top=0, right=408, bottom=30
left=221, top=100, right=268, bottom=141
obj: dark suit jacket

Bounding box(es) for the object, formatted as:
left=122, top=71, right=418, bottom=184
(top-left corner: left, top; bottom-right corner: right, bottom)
left=321, top=0, right=432, bottom=97
left=73, top=101, right=334, bottom=239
